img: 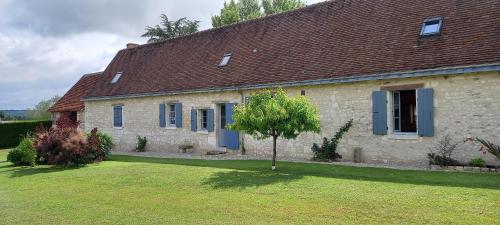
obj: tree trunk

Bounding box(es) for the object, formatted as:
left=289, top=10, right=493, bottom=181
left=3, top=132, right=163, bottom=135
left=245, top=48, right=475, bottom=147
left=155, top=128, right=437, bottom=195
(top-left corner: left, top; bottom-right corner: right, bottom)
left=272, top=135, right=277, bottom=170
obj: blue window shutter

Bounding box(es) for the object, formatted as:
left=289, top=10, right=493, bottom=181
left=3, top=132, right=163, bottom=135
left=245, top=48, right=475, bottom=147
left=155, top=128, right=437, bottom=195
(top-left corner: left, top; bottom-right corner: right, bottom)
left=113, top=106, right=122, bottom=127
left=372, top=91, right=387, bottom=135
left=191, top=109, right=197, bottom=131
left=225, top=103, right=239, bottom=150
left=417, top=88, right=434, bottom=137
left=175, top=103, right=182, bottom=128
left=159, top=103, right=166, bottom=127
left=207, top=109, right=214, bottom=132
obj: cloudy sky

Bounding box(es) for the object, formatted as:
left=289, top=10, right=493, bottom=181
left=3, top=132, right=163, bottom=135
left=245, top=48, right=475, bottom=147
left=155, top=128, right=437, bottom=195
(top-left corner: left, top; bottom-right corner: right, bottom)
left=0, top=0, right=323, bottom=110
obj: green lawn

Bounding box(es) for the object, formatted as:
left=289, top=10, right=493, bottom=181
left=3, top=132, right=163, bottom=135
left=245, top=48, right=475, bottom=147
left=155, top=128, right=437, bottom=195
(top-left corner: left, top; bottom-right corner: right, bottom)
left=0, top=152, right=499, bottom=225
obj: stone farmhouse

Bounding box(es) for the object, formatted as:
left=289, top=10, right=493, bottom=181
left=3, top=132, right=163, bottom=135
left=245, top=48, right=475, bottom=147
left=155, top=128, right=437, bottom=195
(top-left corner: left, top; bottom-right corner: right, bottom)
left=52, top=0, right=500, bottom=165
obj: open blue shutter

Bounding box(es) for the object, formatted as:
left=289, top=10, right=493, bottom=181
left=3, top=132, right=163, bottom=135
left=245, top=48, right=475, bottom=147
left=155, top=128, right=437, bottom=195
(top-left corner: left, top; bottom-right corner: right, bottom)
left=225, top=103, right=239, bottom=150
left=372, top=91, right=387, bottom=135
left=113, top=106, right=122, bottom=127
left=191, top=109, right=197, bottom=131
left=159, top=103, right=166, bottom=127
left=175, top=103, right=182, bottom=128
left=207, top=109, right=214, bottom=132
left=417, top=88, right=434, bottom=137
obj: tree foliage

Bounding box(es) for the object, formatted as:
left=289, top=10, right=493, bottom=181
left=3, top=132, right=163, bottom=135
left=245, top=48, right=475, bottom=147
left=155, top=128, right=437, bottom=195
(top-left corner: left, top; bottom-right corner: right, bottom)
left=211, top=0, right=243, bottom=28
left=262, top=0, right=305, bottom=15
left=142, top=14, right=200, bottom=43
left=212, top=0, right=305, bottom=28
left=229, top=88, right=320, bottom=169
left=27, top=95, right=60, bottom=120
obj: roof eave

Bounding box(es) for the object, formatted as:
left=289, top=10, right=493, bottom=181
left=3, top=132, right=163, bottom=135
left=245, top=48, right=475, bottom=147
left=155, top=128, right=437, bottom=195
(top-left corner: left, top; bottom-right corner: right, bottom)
left=83, top=62, right=500, bottom=101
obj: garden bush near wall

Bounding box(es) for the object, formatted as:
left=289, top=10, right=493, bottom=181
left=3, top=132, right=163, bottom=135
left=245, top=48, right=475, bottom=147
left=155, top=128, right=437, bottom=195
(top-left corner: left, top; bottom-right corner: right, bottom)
left=0, top=120, right=52, bottom=148
left=312, top=119, right=353, bottom=162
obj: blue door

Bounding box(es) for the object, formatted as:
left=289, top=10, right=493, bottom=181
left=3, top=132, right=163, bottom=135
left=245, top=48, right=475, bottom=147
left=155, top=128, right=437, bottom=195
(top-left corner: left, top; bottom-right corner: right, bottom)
left=224, top=103, right=239, bottom=150
left=218, top=104, right=227, bottom=147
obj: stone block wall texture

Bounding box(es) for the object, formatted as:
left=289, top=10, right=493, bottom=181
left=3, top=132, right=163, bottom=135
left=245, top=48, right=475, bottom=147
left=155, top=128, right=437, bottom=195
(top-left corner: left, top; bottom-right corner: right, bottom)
left=85, top=72, right=500, bottom=166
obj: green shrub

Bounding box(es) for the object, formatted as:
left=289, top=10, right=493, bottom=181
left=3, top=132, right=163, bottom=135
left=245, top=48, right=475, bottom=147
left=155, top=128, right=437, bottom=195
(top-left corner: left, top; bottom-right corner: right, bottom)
left=469, top=158, right=486, bottom=167
left=136, top=135, right=147, bottom=152
left=0, top=120, right=52, bottom=148
left=427, top=153, right=461, bottom=167
left=428, top=134, right=461, bottom=166
left=34, top=126, right=105, bottom=167
left=96, top=132, right=114, bottom=158
left=312, top=119, right=353, bottom=161
left=466, top=137, right=500, bottom=160
left=7, top=137, right=36, bottom=166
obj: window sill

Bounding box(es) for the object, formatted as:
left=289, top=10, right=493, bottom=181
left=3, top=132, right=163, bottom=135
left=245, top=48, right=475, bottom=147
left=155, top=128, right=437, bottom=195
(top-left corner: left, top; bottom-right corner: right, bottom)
left=165, top=126, right=177, bottom=130
left=196, top=130, right=209, bottom=134
left=113, top=127, right=123, bottom=130
left=388, top=133, right=419, bottom=140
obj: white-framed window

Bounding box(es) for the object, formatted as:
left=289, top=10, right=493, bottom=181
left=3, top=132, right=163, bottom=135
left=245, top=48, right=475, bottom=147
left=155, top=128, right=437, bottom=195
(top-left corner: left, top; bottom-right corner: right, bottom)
left=420, top=17, right=443, bottom=36
left=168, top=104, right=176, bottom=126
left=111, top=72, right=123, bottom=84
left=391, top=90, right=417, bottom=134
left=219, top=53, right=232, bottom=67
left=199, top=109, right=208, bottom=130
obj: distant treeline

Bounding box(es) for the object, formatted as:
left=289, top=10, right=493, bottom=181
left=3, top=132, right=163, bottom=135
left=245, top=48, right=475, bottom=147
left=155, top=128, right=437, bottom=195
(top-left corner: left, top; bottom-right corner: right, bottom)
left=0, top=110, right=32, bottom=120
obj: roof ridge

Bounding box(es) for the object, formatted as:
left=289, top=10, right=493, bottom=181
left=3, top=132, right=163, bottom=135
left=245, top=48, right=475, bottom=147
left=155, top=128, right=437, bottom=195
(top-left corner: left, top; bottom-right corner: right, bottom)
left=131, top=0, right=334, bottom=50
left=82, top=71, right=103, bottom=77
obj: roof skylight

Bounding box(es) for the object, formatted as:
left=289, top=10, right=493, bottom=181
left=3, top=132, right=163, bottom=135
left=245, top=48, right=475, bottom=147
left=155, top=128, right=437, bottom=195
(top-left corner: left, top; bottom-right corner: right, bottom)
left=420, top=17, right=443, bottom=36
left=219, top=53, right=232, bottom=67
left=111, top=72, right=122, bottom=84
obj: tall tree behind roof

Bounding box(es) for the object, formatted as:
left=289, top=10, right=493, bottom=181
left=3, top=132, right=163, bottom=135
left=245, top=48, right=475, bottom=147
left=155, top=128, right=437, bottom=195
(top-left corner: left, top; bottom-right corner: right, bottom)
left=28, top=95, right=61, bottom=120
left=212, top=0, right=305, bottom=28
left=211, top=0, right=244, bottom=28
left=262, top=0, right=305, bottom=15
left=142, top=14, right=200, bottom=43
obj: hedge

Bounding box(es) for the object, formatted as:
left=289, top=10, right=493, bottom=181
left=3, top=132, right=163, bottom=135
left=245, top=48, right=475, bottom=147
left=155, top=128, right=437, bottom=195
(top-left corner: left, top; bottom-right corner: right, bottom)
left=0, top=120, right=52, bottom=148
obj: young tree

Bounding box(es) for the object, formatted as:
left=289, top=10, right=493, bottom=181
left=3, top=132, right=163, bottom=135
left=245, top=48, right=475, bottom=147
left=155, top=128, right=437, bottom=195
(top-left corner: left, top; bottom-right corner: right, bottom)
left=229, top=89, right=321, bottom=170
left=212, top=0, right=305, bottom=28
left=142, top=14, right=200, bottom=43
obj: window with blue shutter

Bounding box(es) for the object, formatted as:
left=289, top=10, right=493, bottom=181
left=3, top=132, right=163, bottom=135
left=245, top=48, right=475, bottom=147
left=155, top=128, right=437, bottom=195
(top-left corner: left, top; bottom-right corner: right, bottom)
left=159, top=103, right=166, bottom=127
left=175, top=103, right=182, bottom=128
left=113, top=105, right=123, bottom=128
left=417, top=88, right=434, bottom=137
left=191, top=109, right=197, bottom=131
left=372, top=91, right=387, bottom=135
left=167, top=104, right=176, bottom=126
left=207, top=109, right=214, bottom=132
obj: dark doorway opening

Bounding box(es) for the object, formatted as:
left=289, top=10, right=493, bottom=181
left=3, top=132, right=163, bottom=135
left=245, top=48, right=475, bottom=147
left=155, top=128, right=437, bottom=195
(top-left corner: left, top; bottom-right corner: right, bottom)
left=393, top=90, right=417, bottom=133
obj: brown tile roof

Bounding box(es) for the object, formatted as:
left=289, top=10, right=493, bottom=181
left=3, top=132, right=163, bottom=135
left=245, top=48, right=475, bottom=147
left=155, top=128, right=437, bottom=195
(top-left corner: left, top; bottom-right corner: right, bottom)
left=49, top=72, right=102, bottom=112
left=85, top=0, right=500, bottom=99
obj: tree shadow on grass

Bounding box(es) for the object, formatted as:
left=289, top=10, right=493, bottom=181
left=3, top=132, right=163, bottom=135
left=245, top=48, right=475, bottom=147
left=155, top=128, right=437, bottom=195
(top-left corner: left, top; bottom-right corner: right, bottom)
left=110, top=155, right=500, bottom=190
left=0, top=161, right=82, bottom=178
left=202, top=170, right=303, bottom=190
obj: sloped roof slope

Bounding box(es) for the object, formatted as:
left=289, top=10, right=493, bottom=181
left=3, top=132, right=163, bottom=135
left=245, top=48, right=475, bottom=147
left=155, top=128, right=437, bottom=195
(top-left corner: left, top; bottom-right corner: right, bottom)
left=86, top=0, right=500, bottom=99
left=49, top=72, right=102, bottom=112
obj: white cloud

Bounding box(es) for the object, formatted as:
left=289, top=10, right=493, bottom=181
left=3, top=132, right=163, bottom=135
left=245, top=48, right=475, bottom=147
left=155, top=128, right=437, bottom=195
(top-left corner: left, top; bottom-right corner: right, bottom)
left=0, top=0, right=324, bottom=109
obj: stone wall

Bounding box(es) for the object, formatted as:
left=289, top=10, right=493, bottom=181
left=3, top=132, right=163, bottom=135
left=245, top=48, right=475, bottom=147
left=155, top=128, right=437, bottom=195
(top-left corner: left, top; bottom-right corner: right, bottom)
left=84, top=72, right=500, bottom=166
left=77, top=110, right=85, bottom=129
